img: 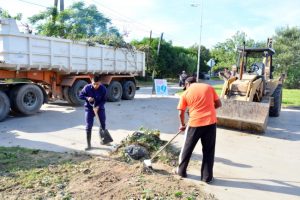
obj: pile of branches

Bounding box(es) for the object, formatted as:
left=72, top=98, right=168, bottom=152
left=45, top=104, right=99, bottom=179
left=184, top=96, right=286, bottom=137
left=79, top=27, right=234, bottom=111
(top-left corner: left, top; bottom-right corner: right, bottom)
left=112, top=128, right=180, bottom=166
left=84, top=35, right=135, bottom=51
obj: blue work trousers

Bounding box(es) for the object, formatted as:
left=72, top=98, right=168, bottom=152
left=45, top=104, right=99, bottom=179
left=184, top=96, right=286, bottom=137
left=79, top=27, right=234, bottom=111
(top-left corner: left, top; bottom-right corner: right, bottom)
left=85, top=109, right=106, bottom=131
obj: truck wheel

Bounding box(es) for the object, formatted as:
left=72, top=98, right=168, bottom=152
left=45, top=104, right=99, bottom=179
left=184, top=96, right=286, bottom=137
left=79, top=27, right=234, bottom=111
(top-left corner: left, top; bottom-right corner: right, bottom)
left=0, top=91, right=10, bottom=122
left=122, top=81, right=136, bottom=100
left=63, top=86, right=74, bottom=105
left=107, top=81, right=122, bottom=102
left=269, top=85, right=282, bottom=117
left=12, top=84, right=44, bottom=115
left=9, top=85, right=22, bottom=113
left=69, top=80, right=88, bottom=106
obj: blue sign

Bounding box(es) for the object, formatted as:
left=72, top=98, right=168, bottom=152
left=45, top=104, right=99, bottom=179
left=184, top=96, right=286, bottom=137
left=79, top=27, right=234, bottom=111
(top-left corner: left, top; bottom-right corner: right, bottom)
left=154, top=79, right=168, bottom=96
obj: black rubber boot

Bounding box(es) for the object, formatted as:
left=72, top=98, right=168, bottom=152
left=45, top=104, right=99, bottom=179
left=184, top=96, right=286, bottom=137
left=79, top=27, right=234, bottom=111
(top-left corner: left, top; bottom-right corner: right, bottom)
left=85, top=129, right=92, bottom=151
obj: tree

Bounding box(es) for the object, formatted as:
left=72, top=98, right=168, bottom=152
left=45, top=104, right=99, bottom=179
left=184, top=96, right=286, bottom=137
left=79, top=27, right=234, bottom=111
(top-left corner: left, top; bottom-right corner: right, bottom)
left=210, top=31, right=264, bottom=73
left=0, top=8, right=22, bottom=20
left=273, top=26, right=300, bottom=88
left=131, top=38, right=202, bottom=79
left=28, top=1, right=121, bottom=40
left=187, top=44, right=211, bottom=75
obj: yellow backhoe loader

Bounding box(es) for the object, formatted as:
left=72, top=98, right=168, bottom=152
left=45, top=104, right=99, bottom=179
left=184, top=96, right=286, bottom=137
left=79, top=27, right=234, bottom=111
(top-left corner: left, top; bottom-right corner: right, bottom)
left=217, top=39, right=284, bottom=133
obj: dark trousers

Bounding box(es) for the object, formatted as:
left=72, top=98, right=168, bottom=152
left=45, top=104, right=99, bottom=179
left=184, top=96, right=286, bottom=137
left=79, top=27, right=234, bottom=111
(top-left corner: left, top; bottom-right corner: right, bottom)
left=178, top=123, right=216, bottom=181
left=85, top=109, right=106, bottom=131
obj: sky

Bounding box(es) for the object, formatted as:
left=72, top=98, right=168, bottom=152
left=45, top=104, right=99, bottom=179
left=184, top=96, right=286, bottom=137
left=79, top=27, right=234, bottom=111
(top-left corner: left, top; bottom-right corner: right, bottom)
left=0, top=0, right=299, bottom=49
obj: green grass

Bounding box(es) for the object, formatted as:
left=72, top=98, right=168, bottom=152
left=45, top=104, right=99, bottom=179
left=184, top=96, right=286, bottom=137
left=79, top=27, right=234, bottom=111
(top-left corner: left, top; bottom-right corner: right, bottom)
left=0, top=146, right=74, bottom=172
left=213, top=84, right=223, bottom=95
left=282, top=88, right=300, bottom=107
left=0, top=147, right=90, bottom=199
left=210, top=77, right=222, bottom=81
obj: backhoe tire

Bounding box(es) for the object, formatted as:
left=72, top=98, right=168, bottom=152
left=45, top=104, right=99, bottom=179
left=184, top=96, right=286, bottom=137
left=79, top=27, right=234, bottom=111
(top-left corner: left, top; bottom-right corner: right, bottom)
left=11, top=84, right=44, bottom=115
left=0, top=91, right=10, bottom=122
left=107, top=81, right=122, bottom=102
left=269, top=85, right=282, bottom=117
left=122, top=81, right=136, bottom=100
left=69, top=80, right=88, bottom=106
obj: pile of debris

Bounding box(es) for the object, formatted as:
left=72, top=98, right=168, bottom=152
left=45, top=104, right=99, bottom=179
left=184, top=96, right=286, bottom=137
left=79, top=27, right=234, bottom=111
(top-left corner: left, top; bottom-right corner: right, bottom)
left=112, top=128, right=180, bottom=166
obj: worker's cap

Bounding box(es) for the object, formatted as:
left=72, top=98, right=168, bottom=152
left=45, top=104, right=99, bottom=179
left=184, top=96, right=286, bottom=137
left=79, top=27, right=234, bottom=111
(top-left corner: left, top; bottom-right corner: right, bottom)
left=182, top=70, right=186, bottom=73
left=183, top=76, right=196, bottom=90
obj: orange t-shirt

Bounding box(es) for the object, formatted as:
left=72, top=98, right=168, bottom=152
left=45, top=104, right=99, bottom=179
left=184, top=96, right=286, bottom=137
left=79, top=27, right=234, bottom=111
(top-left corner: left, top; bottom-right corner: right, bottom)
left=177, top=83, right=219, bottom=127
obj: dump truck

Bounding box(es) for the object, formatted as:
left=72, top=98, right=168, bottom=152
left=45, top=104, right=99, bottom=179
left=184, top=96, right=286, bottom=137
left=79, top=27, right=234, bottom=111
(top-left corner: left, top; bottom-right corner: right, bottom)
left=217, top=39, right=284, bottom=133
left=0, top=18, right=145, bottom=121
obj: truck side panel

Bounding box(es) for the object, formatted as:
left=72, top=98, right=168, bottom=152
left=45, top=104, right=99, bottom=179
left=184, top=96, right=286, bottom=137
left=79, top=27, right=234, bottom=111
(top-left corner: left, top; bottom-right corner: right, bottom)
left=0, top=19, right=145, bottom=76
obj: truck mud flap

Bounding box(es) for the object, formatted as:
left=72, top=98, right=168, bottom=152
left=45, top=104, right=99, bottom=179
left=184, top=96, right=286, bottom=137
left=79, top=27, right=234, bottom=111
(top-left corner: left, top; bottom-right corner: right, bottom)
left=217, top=99, right=270, bottom=133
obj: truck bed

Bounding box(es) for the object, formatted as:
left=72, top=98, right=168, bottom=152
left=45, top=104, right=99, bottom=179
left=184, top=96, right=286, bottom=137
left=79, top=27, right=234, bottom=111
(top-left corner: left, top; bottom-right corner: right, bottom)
left=0, top=19, right=145, bottom=76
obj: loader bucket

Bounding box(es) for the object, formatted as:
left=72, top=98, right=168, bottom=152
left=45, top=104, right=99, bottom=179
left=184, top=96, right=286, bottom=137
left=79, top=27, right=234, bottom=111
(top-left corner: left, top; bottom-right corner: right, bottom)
left=217, top=99, right=270, bottom=133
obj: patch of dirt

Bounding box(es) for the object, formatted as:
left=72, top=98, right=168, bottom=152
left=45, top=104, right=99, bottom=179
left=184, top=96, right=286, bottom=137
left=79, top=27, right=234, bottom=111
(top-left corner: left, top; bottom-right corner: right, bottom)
left=0, top=148, right=217, bottom=200
left=68, top=158, right=209, bottom=200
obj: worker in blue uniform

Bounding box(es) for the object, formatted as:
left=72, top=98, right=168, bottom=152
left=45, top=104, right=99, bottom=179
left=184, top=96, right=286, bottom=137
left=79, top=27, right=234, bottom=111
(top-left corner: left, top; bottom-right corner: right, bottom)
left=79, top=75, right=107, bottom=150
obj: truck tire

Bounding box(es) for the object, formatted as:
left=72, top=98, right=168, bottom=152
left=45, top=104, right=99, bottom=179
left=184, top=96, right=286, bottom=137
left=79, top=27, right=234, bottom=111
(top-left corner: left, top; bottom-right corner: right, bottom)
left=107, top=81, right=122, bottom=102
left=69, top=80, right=88, bottom=106
left=0, top=91, right=10, bottom=122
left=63, top=86, right=74, bottom=105
left=9, top=85, right=22, bottom=113
left=269, top=85, right=282, bottom=117
left=12, top=84, right=44, bottom=115
left=122, top=81, right=136, bottom=100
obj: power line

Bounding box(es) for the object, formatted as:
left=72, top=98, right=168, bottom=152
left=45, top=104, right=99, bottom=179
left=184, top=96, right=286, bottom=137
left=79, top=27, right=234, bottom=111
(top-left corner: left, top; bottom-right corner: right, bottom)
left=14, top=0, right=185, bottom=45
left=91, top=0, right=151, bottom=30
left=89, top=0, right=182, bottom=42
left=16, top=0, right=48, bottom=8
left=88, top=0, right=167, bottom=41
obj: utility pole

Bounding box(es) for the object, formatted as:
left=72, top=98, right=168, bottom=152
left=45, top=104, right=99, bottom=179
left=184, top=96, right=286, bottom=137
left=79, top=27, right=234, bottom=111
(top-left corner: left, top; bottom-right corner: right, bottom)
left=54, top=0, right=58, bottom=7
left=152, top=33, right=163, bottom=80
left=191, top=0, right=204, bottom=82
left=146, top=30, right=152, bottom=81
left=157, top=33, right=164, bottom=57
left=60, top=0, right=64, bottom=11
left=54, top=0, right=64, bottom=11
left=147, top=30, right=152, bottom=67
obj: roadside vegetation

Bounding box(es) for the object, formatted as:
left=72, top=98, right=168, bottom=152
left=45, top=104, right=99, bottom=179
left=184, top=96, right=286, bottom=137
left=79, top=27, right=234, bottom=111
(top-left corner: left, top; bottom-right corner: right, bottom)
left=0, top=146, right=217, bottom=200
left=0, top=146, right=88, bottom=199
left=282, top=89, right=300, bottom=107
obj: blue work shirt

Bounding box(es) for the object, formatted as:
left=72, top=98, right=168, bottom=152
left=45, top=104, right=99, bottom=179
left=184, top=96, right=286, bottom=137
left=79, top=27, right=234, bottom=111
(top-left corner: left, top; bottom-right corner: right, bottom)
left=79, top=84, right=107, bottom=110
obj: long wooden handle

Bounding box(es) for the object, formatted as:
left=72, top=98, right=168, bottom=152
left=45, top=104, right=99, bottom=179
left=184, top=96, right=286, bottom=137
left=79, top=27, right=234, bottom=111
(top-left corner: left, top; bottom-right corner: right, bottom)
left=93, top=107, right=101, bottom=127
left=150, top=130, right=182, bottom=160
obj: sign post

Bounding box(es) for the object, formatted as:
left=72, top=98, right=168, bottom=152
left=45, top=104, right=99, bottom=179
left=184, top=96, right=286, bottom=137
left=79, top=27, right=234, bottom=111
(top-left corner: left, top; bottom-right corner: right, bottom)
left=207, top=59, right=215, bottom=77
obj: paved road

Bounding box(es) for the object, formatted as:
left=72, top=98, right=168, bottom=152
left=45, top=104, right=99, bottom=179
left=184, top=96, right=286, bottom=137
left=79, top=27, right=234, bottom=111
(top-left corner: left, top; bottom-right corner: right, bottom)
left=1, top=82, right=299, bottom=200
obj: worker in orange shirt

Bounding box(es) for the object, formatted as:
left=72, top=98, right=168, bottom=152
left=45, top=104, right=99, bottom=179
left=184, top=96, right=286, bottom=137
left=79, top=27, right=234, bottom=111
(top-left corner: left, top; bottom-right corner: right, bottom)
left=176, top=76, right=222, bottom=183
